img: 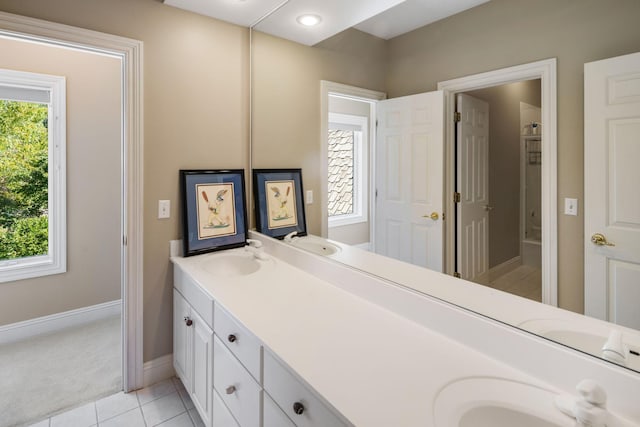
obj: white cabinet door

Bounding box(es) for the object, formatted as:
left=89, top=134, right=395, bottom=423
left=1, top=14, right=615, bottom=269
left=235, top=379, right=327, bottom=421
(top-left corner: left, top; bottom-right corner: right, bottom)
left=191, top=308, right=213, bottom=427
left=375, top=91, right=445, bottom=271
left=173, top=289, right=191, bottom=387
left=585, top=51, right=640, bottom=330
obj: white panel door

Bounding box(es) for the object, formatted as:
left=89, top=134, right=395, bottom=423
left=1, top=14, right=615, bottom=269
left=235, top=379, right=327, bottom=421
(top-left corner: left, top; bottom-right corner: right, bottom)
left=173, top=289, right=191, bottom=388
left=585, top=52, right=640, bottom=330
left=456, top=94, right=490, bottom=282
left=375, top=91, right=444, bottom=271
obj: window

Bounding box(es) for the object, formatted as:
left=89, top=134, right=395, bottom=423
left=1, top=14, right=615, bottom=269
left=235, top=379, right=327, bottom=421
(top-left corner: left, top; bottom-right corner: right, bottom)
left=0, top=69, right=66, bottom=282
left=327, top=113, right=368, bottom=227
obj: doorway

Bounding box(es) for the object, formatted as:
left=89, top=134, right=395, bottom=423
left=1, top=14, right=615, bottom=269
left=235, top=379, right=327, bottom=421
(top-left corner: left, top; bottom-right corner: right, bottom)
left=0, top=7, right=143, bottom=410
left=439, top=58, right=558, bottom=306
left=454, top=81, right=543, bottom=302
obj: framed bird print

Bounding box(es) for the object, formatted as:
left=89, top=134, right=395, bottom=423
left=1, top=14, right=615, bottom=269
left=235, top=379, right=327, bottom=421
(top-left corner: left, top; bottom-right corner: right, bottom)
left=253, top=169, right=307, bottom=239
left=180, top=169, right=248, bottom=256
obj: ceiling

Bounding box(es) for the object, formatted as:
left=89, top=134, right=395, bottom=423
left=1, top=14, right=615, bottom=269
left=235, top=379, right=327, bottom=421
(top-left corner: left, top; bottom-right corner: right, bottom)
left=163, top=0, right=491, bottom=46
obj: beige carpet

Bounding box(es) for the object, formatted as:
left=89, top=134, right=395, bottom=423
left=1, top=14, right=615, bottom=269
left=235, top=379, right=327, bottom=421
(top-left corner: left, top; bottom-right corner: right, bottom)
left=0, top=315, right=121, bottom=427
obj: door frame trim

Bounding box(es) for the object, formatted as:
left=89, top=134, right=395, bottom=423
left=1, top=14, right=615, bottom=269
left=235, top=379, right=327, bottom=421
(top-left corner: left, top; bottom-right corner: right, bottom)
left=0, top=11, right=145, bottom=390
left=438, top=58, right=558, bottom=306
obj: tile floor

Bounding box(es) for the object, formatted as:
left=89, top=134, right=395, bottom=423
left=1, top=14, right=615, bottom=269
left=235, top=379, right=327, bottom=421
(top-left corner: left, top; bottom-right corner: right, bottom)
left=28, top=377, right=205, bottom=427
left=486, top=264, right=542, bottom=302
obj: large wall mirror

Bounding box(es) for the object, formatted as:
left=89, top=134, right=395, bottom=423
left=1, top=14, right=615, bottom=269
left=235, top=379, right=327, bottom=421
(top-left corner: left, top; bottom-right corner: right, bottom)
left=250, top=0, right=640, bottom=373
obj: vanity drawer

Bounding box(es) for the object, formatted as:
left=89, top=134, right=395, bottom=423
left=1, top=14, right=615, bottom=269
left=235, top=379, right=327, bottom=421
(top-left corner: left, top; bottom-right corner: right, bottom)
left=213, top=335, right=261, bottom=427
left=263, top=351, right=348, bottom=427
left=213, top=388, right=239, bottom=427
left=214, top=303, right=262, bottom=381
left=174, top=265, right=214, bottom=328
left=264, top=392, right=295, bottom=427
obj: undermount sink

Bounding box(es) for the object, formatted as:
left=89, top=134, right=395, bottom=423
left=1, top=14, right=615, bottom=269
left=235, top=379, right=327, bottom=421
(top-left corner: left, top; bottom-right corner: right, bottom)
left=433, top=378, right=574, bottom=427
left=197, top=250, right=266, bottom=278
left=288, top=236, right=341, bottom=256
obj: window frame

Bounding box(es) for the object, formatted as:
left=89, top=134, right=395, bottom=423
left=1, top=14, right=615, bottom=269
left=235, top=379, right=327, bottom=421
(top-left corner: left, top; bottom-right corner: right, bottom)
left=0, top=68, right=66, bottom=282
left=327, top=112, right=368, bottom=228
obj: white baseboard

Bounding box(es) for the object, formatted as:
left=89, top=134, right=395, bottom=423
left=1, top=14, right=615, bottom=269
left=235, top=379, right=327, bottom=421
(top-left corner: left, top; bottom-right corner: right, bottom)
left=488, top=256, right=522, bottom=282
left=143, top=353, right=175, bottom=387
left=0, top=300, right=121, bottom=345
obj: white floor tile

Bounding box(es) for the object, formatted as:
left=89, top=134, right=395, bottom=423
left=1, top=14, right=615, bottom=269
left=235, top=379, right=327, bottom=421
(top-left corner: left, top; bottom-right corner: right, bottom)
left=141, top=391, right=186, bottom=426
left=27, top=420, right=50, bottom=427
left=96, top=391, right=140, bottom=422
left=99, top=407, right=146, bottom=427
left=137, top=378, right=177, bottom=406
left=177, top=387, right=195, bottom=411
left=188, top=408, right=205, bottom=427
left=157, top=412, right=195, bottom=427
left=50, top=402, right=97, bottom=427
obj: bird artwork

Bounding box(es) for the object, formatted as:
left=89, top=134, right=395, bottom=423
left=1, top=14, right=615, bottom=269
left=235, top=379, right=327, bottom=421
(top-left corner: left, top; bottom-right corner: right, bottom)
left=270, top=185, right=292, bottom=221
left=202, top=189, right=230, bottom=228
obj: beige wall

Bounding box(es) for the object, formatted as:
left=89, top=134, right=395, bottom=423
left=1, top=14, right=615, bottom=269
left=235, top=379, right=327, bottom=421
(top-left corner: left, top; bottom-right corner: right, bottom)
left=252, top=29, right=387, bottom=235
left=467, top=80, right=541, bottom=268
left=386, top=0, right=640, bottom=313
left=0, top=0, right=249, bottom=361
left=0, top=37, right=121, bottom=325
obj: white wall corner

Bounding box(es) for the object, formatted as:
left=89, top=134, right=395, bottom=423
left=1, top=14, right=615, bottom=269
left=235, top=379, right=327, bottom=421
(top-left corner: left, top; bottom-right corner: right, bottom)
left=170, top=240, right=183, bottom=258
left=142, top=353, right=175, bottom=388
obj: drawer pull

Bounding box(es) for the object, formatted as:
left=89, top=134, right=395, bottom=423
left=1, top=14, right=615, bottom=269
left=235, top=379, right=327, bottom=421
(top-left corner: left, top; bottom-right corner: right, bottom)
left=184, top=316, right=193, bottom=326
left=293, top=401, right=305, bottom=415
left=225, top=385, right=236, bottom=395
left=228, top=334, right=237, bottom=343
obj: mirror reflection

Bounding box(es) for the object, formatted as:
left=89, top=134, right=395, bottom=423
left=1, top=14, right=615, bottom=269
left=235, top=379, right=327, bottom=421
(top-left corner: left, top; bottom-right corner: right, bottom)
left=252, top=0, right=640, bottom=374
left=251, top=0, right=640, bottom=372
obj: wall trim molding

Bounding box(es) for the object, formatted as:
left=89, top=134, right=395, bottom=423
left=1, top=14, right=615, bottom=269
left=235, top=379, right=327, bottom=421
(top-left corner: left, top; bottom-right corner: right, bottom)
left=0, top=300, right=121, bottom=345
left=438, top=58, right=558, bottom=307
left=0, top=10, right=145, bottom=391
left=143, top=354, right=175, bottom=388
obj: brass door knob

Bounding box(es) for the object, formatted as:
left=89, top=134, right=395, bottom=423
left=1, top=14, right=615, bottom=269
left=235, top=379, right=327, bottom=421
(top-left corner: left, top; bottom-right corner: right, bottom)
left=591, top=233, right=615, bottom=247
left=423, top=212, right=439, bottom=221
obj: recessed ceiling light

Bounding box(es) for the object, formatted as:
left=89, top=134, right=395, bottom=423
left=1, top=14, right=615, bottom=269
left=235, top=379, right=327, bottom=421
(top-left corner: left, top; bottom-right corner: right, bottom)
left=296, top=14, right=322, bottom=27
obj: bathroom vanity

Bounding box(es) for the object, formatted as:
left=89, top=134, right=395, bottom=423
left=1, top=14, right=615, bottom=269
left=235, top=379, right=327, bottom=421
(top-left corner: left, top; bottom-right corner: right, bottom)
left=171, top=234, right=640, bottom=427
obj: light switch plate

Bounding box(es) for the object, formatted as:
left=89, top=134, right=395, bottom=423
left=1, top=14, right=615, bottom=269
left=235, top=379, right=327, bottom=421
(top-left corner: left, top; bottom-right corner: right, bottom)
left=564, top=198, right=578, bottom=216
left=158, top=199, right=170, bottom=219
left=306, top=190, right=313, bottom=205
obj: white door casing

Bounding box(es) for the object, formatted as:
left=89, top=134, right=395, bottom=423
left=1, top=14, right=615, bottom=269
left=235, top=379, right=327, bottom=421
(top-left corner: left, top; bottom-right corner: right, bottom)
left=375, top=91, right=445, bottom=271
left=585, top=51, right=640, bottom=330
left=456, top=94, right=490, bottom=282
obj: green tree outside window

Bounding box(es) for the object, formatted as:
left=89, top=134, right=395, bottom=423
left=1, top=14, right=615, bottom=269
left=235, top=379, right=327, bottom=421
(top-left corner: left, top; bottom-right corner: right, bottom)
left=0, top=99, right=49, bottom=260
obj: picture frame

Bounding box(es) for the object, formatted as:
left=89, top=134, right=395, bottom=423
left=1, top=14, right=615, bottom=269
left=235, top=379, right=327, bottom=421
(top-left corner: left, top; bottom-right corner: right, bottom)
left=253, top=169, right=307, bottom=239
left=180, top=169, right=248, bottom=257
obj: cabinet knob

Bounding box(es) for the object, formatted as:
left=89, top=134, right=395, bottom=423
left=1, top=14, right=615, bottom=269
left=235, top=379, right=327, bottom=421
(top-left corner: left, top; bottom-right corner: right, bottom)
left=293, top=401, right=305, bottom=415
left=184, top=316, right=193, bottom=327
left=227, top=334, right=237, bottom=343
left=225, top=385, right=236, bottom=395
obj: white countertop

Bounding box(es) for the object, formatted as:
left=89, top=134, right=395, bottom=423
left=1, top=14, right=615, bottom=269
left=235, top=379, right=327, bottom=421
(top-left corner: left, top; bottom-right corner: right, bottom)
left=172, top=247, right=553, bottom=426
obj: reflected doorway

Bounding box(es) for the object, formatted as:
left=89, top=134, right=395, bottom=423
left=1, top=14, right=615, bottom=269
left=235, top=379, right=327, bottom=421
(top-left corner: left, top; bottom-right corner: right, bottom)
left=454, top=80, right=543, bottom=302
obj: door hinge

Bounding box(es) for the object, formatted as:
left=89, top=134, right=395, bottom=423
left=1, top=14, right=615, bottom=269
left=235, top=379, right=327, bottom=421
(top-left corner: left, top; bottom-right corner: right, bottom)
left=123, top=235, right=128, bottom=246
left=454, top=192, right=461, bottom=203
left=454, top=111, right=461, bottom=122
left=453, top=272, right=461, bottom=278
